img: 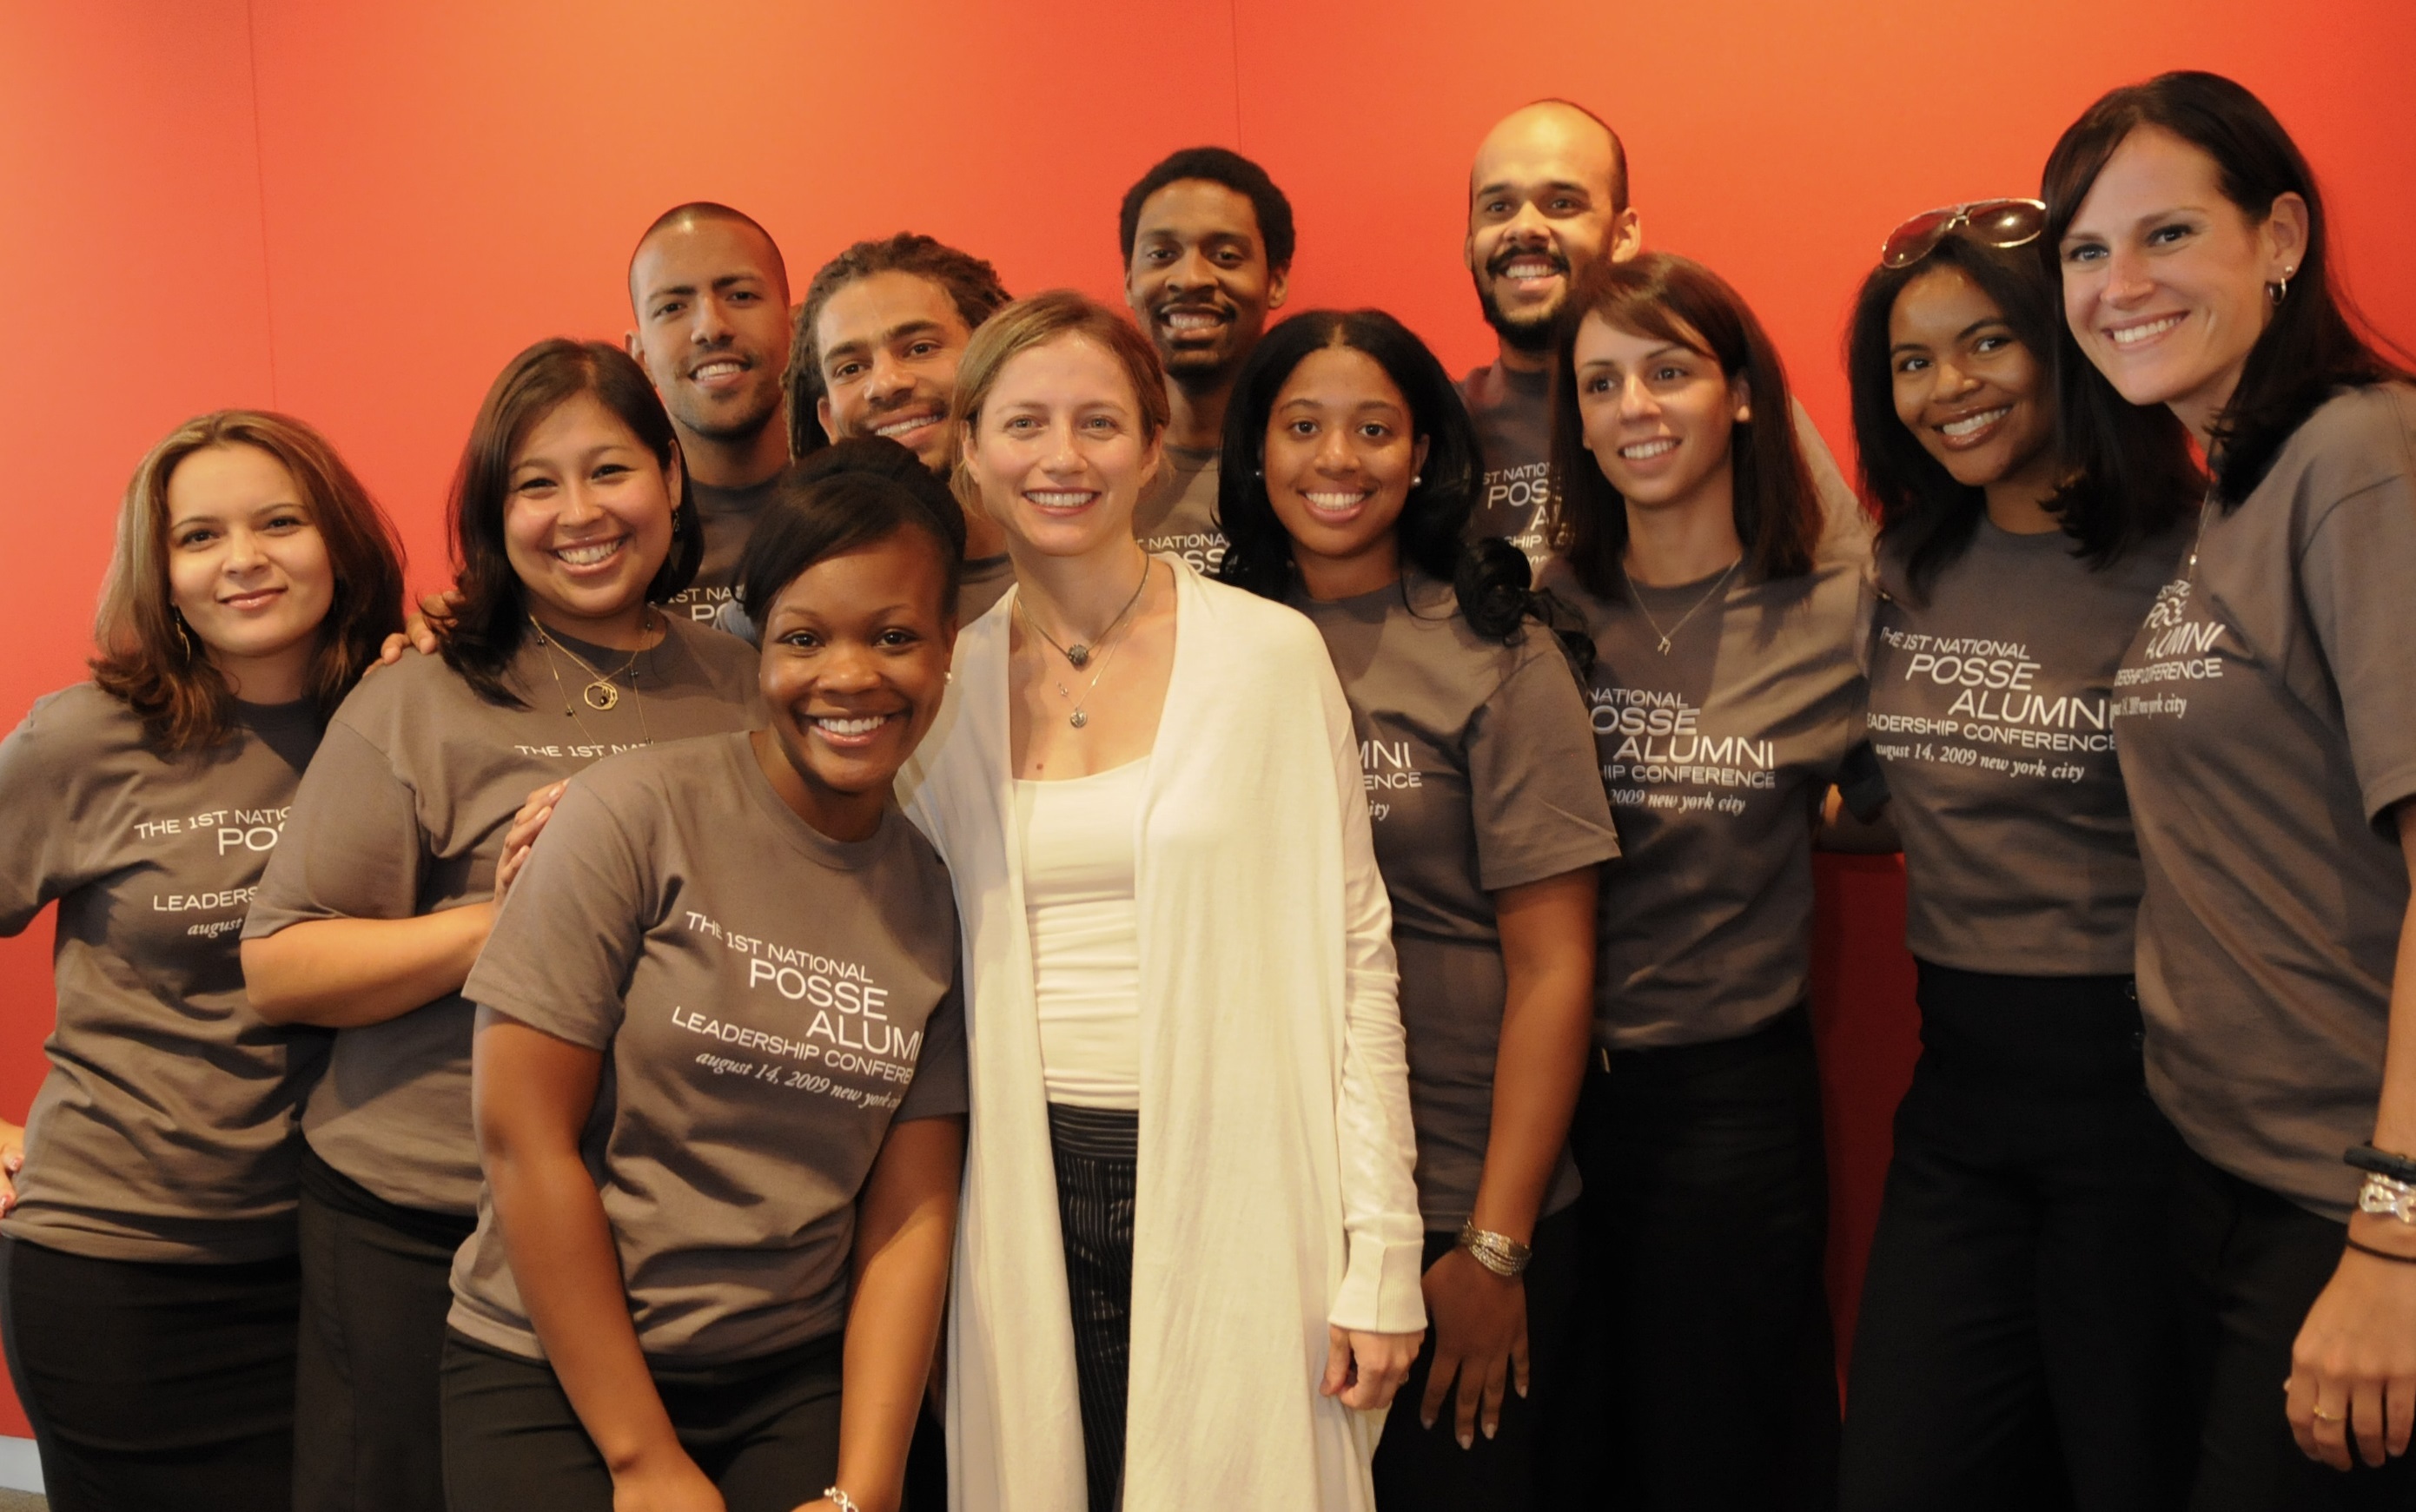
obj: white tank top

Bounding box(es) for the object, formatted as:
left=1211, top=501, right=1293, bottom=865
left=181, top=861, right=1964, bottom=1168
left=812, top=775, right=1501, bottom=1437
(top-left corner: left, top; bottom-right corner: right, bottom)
left=1015, top=758, right=1146, bottom=1110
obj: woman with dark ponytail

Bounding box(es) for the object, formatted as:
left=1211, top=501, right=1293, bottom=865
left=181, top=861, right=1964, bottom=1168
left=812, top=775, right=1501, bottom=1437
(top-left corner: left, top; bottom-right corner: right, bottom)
left=1218, top=308, right=1618, bottom=1511
left=2049, top=70, right=2416, bottom=1507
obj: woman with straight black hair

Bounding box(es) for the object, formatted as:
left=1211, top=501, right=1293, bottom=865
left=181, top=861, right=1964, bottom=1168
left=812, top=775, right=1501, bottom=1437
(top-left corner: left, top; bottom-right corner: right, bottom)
left=239, top=339, right=759, bottom=1512
left=440, top=467, right=968, bottom=1512
left=1539, top=250, right=1870, bottom=1512
left=0, top=411, right=403, bottom=1511
left=2048, top=70, right=2416, bottom=1509
left=1836, top=208, right=2198, bottom=1512
left=1217, top=309, right=1618, bottom=1511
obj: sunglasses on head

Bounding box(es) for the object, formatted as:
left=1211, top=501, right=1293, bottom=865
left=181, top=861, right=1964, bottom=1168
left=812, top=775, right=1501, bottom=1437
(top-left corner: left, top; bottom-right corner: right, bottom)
left=1879, top=199, right=2047, bottom=269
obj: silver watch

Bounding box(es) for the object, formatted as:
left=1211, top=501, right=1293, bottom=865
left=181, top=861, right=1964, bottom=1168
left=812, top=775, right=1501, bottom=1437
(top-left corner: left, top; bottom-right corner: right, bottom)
left=2357, top=1172, right=2416, bottom=1225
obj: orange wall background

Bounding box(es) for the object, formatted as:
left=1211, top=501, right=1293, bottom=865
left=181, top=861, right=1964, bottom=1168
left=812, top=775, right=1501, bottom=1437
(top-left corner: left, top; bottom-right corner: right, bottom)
left=3, top=0, right=2411, bottom=1445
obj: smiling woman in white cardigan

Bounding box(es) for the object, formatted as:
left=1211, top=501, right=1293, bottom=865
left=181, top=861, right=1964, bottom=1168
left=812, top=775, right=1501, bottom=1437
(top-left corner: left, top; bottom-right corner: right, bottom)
left=897, top=289, right=1426, bottom=1510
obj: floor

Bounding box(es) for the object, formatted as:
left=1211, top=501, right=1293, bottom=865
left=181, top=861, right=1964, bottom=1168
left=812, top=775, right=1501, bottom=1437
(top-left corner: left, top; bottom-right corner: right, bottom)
left=0, top=1492, right=40, bottom=1510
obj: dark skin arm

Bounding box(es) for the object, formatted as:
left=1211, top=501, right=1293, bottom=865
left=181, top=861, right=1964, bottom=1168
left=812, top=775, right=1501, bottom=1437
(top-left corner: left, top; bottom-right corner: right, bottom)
left=823, top=1115, right=964, bottom=1512
left=474, top=1014, right=723, bottom=1510
left=1419, top=867, right=1598, bottom=1448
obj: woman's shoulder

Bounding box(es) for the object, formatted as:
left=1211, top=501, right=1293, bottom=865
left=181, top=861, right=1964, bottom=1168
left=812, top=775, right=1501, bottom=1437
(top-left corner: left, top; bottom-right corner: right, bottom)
left=1186, top=566, right=1327, bottom=653
left=3, top=682, right=143, bottom=768
left=661, top=614, right=763, bottom=695
left=2266, top=384, right=2416, bottom=503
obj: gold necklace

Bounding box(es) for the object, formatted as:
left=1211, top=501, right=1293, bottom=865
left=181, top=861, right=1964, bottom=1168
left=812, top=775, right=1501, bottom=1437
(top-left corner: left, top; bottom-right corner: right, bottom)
left=1620, top=557, right=1740, bottom=654
left=532, top=612, right=655, bottom=748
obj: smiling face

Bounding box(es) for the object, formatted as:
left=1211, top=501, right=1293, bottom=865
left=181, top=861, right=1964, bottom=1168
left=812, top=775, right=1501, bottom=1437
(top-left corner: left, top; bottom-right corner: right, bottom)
left=1573, top=309, right=1747, bottom=516
left=961, top=335, right=1162, bottom=563
left=1124, top=180, right=1287, bottom=388
left=1466, top=105, right=1639, bottom=353
left=502, top=391, right=679, bottom=635
left=756, top=528, right=956, bottom=842
left=628, top=216, right=791, bottom=444
left=814, top=270, right=974, bottom=472
left=163, top=443, right=335, bottom=690
left=1261, top=344, right=1429, bottom=598
left=1888, top=264, right=2054, bottom=491
left=2058, top=124, right=2304, bottom=439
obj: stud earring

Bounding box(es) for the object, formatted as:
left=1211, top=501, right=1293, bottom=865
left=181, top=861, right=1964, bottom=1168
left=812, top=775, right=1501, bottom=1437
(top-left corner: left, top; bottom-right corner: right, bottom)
left=1411, top=474, right=1423, bottom=487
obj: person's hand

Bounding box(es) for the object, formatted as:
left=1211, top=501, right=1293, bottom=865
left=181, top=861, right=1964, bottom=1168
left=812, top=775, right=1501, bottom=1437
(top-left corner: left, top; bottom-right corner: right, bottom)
left=1418, top=1245, right=1527, bottom=1448
left=609, top=1449, right=724, bottom=1512
left=0, top=1119, right=24, bottom=1217
left=493, top=781, right=567, bottom=903
left=1321, top=1324, right=1422, bottom=1412
left=2286, top=1237, right=2416, bottom=1470
left=407, top=587, right=465, bottom=656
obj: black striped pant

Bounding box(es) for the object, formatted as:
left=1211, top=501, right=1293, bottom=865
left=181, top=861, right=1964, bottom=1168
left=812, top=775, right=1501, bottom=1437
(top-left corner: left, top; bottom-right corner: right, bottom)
left=1049, top=1102, right=1137, bottom=1512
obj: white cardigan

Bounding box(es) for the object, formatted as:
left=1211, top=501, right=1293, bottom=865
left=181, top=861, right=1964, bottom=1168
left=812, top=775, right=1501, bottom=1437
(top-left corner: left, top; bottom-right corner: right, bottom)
left=898, top=558, right=1426, bottom=1510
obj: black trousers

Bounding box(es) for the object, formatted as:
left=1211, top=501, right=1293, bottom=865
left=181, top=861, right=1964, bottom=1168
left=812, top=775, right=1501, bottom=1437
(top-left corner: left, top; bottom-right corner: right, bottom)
left=1371, top=1203, right=1580, bottom=1511
left=440, top=1329, right=843, bottom=1511
left=2174, top=1146, right=2416, bottom=1509
left=1049, top=1101, right=1136, bottom=1512
left=0, top=1235, right=300, bottom=1511
left=1839, top=963, right=2192, bottom=1512
left=292, top=1145, right=476, bottom=1512
left=1558, top=1003, right=1840, bottom=1512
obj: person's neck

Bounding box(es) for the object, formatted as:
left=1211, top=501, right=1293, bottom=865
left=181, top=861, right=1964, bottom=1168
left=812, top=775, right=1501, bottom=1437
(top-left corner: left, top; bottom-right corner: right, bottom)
left=960, top=498, right=1009, bottom=560
left=209, top=638, right=314, bottom=706
left=1982, top=446, right=2066, bottom=535
left=1011, top=537, right=1154, bottom=638
left=529, top=596, right=659, bottom=653
left=749, top=727, right=885, bottom=844
left=1164, top=374, right=1231, bottom=452
left=677, top=415, right=789, bottom=491
left=1495, top=336, right=1552, bottom=377
left=1295, top=538, right=1401, bottom=602
left=1623, top=472, right=1744, bottom=586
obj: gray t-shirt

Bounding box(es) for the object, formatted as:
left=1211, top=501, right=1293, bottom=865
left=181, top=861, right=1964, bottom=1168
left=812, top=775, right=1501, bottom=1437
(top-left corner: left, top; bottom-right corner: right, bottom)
left=1544, top=559, right=1870, bottom=1048
left=0, top=686, right=329, bottom=1262
left=1868, top=518, right=2188, bottom=974
left=667, top=474, right=782, bottom=628
left=1135, top=444, right=1225, bottom=575
left=2111, top=385, right=2416, bottom=1222
left=244, top=618, right=760, bottom=1214
left=1294, top=575, right=1618, bottom=1230
left=447, top=732, right=967, bottom=1364
left=1458, top=360, right=1874, bottom=574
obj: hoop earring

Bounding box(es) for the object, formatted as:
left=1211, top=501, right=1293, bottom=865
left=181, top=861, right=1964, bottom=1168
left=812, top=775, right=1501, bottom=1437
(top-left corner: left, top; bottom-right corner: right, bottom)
left=2269, top=273, right=2293, bottom=305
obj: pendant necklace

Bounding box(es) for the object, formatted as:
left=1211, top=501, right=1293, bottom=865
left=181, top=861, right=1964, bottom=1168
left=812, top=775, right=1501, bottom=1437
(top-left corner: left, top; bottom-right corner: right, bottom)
left=532, top=611, right=655, bottom=747
left=1620, top=556, right=1740, bottom=654
left=1018, top=553, right=1150, bottom=669
left=1019, top=558, right=1153, bottom=729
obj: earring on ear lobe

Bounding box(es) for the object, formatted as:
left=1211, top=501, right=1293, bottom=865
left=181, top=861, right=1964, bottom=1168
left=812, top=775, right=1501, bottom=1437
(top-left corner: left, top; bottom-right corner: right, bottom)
left=1411, top=474, right=1423, bottom=487
left=169, top=608, right=199, bottom=662
left=2269, top=270, right=2294, bottom=305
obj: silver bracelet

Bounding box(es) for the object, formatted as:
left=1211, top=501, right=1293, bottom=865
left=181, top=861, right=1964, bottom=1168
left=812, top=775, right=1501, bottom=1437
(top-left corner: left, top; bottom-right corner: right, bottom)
left=824, top=1488, right=860, bottom=1512
left=1456, top=1219, right=1532, bottom=1278
left=2359, top=1172, right=2416, bottom=1226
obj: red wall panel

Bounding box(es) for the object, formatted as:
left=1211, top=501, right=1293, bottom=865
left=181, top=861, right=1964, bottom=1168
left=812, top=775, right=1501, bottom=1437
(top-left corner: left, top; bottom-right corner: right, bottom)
left=1, top=0, right=2411, bottom=1452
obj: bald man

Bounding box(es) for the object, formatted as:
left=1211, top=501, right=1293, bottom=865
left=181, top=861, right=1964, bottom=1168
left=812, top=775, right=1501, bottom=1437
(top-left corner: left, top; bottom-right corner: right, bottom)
left=626, top=201, right=794, bottom=624
left=1459, top=101, right=1869, bottom=570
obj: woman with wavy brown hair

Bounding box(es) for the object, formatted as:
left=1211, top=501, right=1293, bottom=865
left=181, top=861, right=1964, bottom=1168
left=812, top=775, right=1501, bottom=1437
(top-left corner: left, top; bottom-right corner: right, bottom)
left=0, top=410, right=403, bottom=1509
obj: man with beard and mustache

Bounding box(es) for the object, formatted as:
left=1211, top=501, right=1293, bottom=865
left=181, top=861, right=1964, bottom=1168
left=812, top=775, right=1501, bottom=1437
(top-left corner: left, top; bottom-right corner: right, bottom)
left=1461, top=102, right=1868, bottom=570
left=626, top=201, right=797, bottom=624
left=1119, top=147, right=1293, bottom=574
